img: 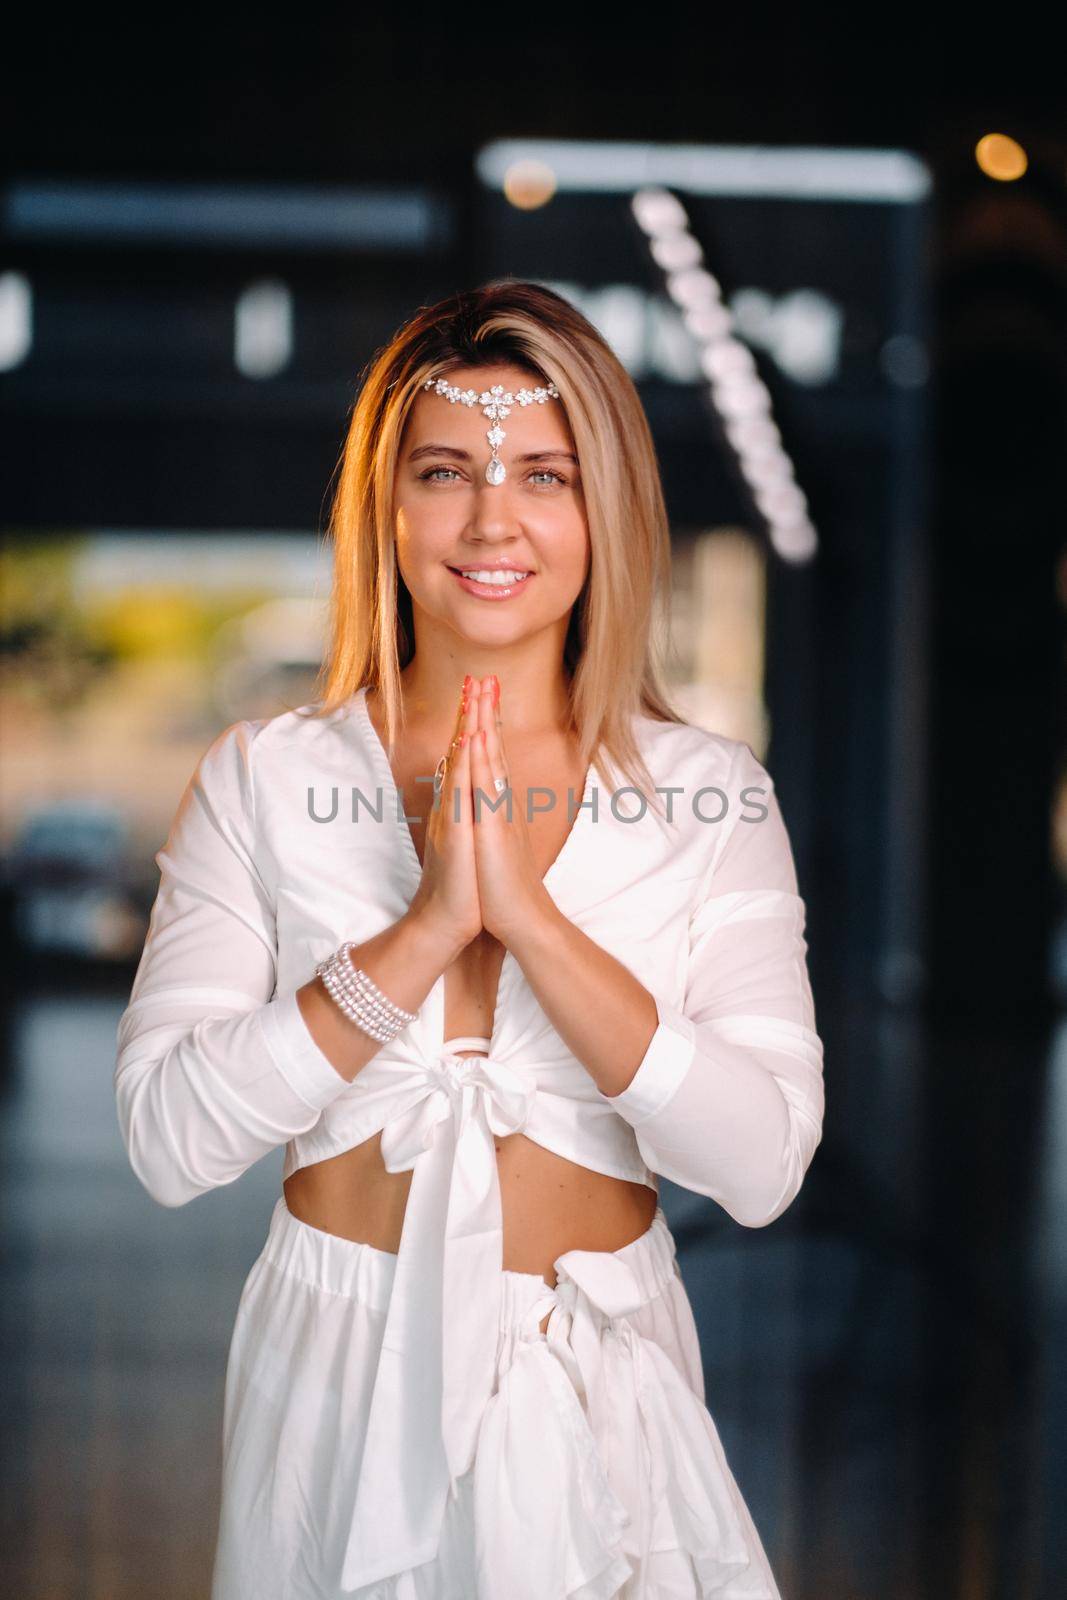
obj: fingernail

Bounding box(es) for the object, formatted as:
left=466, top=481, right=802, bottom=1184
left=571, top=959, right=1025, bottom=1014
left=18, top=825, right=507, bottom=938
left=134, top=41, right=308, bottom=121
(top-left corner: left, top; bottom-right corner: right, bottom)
left=491, top=675, right=500, bottom=708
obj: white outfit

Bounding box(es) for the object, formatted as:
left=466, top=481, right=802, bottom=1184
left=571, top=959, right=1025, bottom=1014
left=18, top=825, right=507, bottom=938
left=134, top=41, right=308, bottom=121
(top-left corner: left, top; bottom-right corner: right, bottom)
left=114, top=687, right=825, bottom=1599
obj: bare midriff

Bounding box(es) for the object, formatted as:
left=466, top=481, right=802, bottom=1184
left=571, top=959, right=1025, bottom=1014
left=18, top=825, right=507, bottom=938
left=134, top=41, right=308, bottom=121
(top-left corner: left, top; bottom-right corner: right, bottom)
left=283, top=696, right=660, bottom=1328
left=281, top=1118, right=658, bottom=1284
left=282, top=936, right=659, bottom=1293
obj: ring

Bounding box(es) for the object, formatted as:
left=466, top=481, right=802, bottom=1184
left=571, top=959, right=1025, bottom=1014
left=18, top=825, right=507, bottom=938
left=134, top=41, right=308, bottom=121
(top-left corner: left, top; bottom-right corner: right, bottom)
left=493, top=775, right=507, bottom=794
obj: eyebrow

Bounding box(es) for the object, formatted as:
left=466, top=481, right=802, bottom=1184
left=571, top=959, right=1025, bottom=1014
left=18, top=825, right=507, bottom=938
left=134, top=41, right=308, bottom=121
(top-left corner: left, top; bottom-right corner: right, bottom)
left=408, top=443, right=579, bottom=466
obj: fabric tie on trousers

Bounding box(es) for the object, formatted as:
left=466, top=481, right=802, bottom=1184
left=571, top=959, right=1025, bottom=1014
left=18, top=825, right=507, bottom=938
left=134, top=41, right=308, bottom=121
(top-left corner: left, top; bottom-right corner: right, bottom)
left=340, top=1046, right=537, bottom=1593
left=470, top=1246, right=770, bottom=1600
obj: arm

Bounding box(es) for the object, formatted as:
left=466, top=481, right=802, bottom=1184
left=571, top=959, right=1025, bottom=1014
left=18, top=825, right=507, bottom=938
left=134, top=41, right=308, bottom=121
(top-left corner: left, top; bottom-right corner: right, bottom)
left=114, top=720, right=457, bottom=1209
left=508, top=739, right=825, bottom=1228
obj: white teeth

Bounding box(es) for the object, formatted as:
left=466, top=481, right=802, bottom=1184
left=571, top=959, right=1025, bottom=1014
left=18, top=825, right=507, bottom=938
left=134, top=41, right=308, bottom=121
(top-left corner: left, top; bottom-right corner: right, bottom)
left=458, top=569, right=531, bottom=585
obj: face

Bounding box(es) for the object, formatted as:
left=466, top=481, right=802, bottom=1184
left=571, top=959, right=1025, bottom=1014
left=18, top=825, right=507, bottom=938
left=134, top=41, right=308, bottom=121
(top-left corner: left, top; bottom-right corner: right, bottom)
left=393, top=363, right=590, bottom=646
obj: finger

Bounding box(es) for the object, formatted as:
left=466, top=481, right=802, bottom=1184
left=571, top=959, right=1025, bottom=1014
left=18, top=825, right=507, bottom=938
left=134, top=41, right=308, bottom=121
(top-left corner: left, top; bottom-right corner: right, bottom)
left=468, top=681, right=489, bottom=820
left=471, top=678, right=507, bottom=818
left=478, top=677, right=508, bottom=794
left=484, top=676, right=509, bottom=785
left=448, top=683, right=479, bottom=828
left=434, top=681, right=468, bottom=816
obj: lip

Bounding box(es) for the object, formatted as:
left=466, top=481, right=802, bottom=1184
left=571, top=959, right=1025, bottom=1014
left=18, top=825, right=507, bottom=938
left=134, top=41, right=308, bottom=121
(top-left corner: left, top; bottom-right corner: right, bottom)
left=447, top=564, right=535, bottom=601
left=447, top=559, right=533, bottom=573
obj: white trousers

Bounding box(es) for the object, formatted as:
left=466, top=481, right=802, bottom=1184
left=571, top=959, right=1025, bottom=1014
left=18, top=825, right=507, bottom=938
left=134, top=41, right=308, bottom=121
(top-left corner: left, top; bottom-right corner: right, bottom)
left=210, top=1193, right=783, bottom=1599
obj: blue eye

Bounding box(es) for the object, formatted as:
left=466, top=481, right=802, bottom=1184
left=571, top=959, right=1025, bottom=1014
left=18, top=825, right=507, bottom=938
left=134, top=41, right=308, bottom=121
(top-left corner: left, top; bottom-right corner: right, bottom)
left=418, top=466, right=567, bottom=486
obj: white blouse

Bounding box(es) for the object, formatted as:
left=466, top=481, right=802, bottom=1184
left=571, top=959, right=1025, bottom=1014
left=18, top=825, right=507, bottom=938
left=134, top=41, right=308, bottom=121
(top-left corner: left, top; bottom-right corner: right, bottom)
left=114, top=685, right=824, bottom=1590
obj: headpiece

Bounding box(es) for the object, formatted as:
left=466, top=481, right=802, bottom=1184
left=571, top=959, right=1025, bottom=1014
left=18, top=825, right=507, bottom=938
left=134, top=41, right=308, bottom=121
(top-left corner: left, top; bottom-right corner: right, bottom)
left=421, top=375, right=562, bottom=485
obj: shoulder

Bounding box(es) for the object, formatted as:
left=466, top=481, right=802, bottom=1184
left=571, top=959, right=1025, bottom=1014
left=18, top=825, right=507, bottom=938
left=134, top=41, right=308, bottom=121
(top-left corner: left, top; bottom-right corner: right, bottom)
left=629, top=711, right=765, bottom=796
left=189, top=697, right=363, bottom=817
left=626, top=713, right=784, bottom=877
left=204, top=697, right=360, bottom=769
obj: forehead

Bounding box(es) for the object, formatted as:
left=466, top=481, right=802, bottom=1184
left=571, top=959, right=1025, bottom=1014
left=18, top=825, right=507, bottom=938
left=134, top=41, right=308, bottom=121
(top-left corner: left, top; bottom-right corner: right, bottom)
left=406, top=366, right=572, bottom=442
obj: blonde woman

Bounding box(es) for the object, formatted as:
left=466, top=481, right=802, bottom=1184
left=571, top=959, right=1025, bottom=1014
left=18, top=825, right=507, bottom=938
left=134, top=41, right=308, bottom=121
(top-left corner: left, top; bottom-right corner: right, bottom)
left=115, top=280, right=825, bottom=1599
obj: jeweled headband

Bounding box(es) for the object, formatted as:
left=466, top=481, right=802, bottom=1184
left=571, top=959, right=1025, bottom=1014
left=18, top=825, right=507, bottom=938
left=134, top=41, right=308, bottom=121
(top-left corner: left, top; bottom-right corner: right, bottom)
left=421, top=375, right=562, bottom=485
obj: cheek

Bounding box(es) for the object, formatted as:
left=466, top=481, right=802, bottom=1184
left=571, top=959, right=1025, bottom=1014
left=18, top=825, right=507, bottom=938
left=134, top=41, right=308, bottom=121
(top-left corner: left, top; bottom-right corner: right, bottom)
left=551, top=513, right=591, bottom=588
left=394, top=506, right=451, bottom=573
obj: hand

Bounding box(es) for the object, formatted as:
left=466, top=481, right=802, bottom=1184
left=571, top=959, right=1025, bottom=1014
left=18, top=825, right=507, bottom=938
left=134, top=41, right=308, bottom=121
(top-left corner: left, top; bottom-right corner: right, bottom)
left=468, top=675, right=553, bottom=944
left=407, top=677, right=483, bottom=952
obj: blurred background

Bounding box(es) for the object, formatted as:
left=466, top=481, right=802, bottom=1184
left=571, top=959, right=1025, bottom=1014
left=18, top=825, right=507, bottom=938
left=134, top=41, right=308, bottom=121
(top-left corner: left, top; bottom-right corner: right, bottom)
left=1, top=17, right=1064, bottom=1600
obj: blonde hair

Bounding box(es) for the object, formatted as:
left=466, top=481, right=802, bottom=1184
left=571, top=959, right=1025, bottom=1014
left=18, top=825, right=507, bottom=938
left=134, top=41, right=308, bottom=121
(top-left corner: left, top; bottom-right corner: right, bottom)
left=307, top=278, right=687, bottom=801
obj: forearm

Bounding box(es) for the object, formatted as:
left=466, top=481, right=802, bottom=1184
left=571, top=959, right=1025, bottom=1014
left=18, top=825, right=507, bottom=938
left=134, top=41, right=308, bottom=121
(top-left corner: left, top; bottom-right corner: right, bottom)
left=297, top=906, right=469, bottom=1081
left=505, top=894, right=659, bottom=1097
left=117, top=907, right=467, bottom=1208
left=505, top=893, right=824, bottom=1227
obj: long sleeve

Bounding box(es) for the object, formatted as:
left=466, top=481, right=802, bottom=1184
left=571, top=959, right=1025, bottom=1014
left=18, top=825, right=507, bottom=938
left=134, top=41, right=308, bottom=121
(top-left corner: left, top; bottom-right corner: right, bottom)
left=114, top=719, right=351, bottom=1208
left=602, top=739, right=825, bottom=1227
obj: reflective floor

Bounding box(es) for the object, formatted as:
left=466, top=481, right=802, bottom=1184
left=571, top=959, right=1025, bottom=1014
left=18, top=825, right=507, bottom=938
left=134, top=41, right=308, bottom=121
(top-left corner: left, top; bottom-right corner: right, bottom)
left=0, top=991, right=1063, bottom=1599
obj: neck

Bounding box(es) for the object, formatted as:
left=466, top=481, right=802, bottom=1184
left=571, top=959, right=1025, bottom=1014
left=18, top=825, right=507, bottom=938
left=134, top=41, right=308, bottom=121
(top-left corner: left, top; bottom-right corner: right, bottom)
left=399, top=641, right=574, bottom=740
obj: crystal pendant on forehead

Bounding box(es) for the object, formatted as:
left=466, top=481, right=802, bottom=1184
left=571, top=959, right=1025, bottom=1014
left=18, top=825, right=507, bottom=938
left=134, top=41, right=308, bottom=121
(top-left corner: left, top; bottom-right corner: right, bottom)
left=422, top=374, right=562, bottom=488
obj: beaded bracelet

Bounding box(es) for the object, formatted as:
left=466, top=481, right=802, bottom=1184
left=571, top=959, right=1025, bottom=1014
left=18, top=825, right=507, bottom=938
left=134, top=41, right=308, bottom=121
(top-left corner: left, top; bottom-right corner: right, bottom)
left=314, top=942, right=419, bottom=1044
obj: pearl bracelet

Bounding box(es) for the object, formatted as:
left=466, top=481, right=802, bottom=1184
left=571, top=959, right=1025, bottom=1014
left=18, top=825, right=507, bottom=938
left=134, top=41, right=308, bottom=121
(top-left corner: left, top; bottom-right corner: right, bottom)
left=314, top=942, right=419, bottom=1044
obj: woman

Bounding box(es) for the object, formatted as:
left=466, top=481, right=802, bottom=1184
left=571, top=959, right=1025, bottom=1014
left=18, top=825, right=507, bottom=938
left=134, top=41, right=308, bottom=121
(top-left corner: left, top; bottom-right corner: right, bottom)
left=115, top=280, right=825, bottom=1599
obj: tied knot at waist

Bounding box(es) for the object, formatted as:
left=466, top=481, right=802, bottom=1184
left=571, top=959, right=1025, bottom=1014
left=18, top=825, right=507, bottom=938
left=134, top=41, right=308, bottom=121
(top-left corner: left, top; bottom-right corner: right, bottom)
left=519, top=1243, right=658, bottom=1342
left=378, top=1048, right=537, bottom=1172
left=512, top=1245, right=661, bottom=1411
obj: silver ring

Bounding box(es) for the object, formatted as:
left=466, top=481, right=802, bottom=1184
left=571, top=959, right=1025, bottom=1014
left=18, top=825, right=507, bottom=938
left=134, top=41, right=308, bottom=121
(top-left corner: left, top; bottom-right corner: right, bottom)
left=493, top=775, right=507, bottom=794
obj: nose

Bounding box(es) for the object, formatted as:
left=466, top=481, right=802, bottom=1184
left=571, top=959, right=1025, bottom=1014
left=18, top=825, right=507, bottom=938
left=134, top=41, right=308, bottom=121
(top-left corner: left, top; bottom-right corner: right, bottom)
left=469, top=473, right=523, bottom=541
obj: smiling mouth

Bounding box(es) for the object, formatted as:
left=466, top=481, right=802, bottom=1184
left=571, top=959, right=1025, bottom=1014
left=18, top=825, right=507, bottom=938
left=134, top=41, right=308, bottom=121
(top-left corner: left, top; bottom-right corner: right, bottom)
left=446, top=566, right=534, bottom=590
